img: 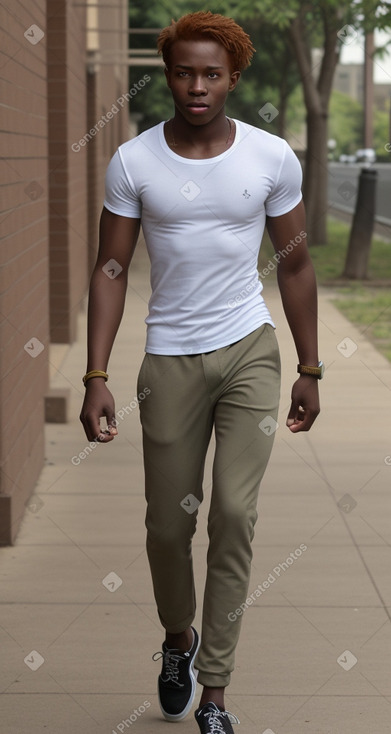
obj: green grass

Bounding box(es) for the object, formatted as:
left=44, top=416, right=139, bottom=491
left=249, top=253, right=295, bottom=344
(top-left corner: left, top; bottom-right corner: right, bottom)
left=308, top=219, right=391, bottom=283
left=333, top=287, right=391, bottom=362
left=259, top=217, right=391, bottom=362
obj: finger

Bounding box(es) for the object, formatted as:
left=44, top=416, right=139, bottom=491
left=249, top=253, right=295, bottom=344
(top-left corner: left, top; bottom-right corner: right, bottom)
left=288, top=409, right=318, bottom=433
left=95, top=431, right=115, bottom=443
left=81, top=412, right=116, bottom=443
left=80, top=413, right=102, bottom=442
left=288, top=418, right=308, bottom=432
left=103, top=410, right=118, bottom=436
left=94, top=410, right=118, bottom=442
left=286, top=398, right=302, bottom=428
left=286, top=405, right=305, bottom=427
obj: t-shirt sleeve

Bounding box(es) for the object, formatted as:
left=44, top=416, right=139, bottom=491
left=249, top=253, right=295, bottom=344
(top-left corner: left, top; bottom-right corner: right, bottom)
left=103, top=148, right=141, bottom=218
left=265, top=140, right=303, bottom=217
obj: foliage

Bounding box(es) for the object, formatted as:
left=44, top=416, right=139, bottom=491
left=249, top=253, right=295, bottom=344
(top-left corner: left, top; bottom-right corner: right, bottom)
left=128, top=0, right=391, bottom=245
left=328, top=90, right=363, bottom=157
left=228, top=0, right=391, bottom=36
left=230, top=0, right=391, bottom=244
left=374, top=104, right=391, bottom=160
left=128, top=0, right=301, bottom=134
left=284, top=83, right=306, bottom=137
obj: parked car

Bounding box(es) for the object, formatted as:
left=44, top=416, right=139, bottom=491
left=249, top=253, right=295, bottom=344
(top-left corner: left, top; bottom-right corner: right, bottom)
left=339, top=154, right=357, bottom=164
left=355, top=148, right=376, bottom=164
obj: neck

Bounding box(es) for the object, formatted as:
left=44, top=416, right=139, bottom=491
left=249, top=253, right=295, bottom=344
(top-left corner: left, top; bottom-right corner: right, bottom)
left=171, top=110, right=230, bottom=146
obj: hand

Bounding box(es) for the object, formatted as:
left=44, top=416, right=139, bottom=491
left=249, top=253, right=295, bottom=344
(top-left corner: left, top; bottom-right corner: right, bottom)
left=286, top=376, right=320, bottom=433
left=80, top=379, right=118, bottom=443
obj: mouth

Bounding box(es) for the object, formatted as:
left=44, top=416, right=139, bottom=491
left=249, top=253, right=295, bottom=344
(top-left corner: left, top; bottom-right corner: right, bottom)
left=187, top=102, right=209, bottom=108
left=186, top=103, right=209, bottom=115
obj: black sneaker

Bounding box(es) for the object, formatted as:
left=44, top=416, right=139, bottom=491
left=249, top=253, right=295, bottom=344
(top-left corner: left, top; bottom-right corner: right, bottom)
left=152, top=627, right=200, bottom=721
left=194, top=702, right=240, bottom=734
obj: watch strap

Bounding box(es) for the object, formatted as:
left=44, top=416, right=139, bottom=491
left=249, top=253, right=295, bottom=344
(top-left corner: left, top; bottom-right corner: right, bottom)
left=297, top=361, right=324, bottom=379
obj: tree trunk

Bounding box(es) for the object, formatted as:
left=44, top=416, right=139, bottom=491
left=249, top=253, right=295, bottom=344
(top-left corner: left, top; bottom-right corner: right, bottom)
left=343, top=168, right=377, bottom=278
left=303, top=110, right=329, bottom=244
left=288, top=11, right=340, bottom=246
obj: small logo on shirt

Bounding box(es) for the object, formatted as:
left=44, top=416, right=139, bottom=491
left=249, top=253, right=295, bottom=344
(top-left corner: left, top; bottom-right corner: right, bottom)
left=180, top=180, right=201, bottom=201
left=242, top=189, right=251, bottom=199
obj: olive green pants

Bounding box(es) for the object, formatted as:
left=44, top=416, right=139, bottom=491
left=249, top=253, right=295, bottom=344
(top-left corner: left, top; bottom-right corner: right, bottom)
left=137, top=323, right=281, bottom=688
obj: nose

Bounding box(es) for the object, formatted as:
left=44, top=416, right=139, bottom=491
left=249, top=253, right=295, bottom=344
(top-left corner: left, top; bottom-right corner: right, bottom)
left=188, top=75, right=207, bottom=96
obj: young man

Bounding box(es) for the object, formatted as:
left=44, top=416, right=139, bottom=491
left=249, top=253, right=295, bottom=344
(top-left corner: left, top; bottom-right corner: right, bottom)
left=80, top=11, right=322, bottom=734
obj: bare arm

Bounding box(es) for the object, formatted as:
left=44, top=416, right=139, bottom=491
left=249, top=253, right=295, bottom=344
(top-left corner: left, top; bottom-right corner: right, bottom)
left=266, top=200, right=320, bottom=432
left=80, top=207, right=141, bottom=442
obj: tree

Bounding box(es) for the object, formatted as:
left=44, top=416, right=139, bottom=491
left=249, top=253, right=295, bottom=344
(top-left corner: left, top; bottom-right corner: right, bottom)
left=374, top=105, right=390, bottom=161
left=129, top=0, right=391, bottom=244
left=231, top=0, right=391, bottom=244
left=329, top=90, right=363, bottom=158
left=129, top=1, right=301, bottom=138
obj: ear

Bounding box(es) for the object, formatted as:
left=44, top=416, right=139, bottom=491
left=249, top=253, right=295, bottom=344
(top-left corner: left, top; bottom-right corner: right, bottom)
left=228, top=71, right=241, bottom=92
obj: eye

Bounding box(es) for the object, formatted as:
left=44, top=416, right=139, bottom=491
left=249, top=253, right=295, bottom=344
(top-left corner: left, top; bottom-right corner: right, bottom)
left=208, top=72, right=219, bottom=79
left=177, top=71, right=189, bottom=78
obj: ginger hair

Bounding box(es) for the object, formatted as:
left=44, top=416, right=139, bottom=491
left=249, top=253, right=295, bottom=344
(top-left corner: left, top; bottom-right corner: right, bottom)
left=157, top=11, right=255, bottom=72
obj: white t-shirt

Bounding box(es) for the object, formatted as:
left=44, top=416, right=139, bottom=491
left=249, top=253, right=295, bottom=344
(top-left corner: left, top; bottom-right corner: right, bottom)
left=104, top=119, right=302, bottom=355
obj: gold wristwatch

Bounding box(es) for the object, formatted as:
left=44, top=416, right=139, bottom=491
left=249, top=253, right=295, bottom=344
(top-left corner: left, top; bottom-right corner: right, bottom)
left=297, top=361, right=324, bottom=379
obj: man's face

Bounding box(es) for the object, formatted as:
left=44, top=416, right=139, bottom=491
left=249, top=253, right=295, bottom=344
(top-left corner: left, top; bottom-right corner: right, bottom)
left=164, top=39, right=240, bottom=125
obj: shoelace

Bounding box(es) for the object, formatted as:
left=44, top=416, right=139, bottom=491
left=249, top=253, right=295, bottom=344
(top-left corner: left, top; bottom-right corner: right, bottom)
left=152, top=649, right=189, bottom=687
left=201, top=706, right=240, bottom=732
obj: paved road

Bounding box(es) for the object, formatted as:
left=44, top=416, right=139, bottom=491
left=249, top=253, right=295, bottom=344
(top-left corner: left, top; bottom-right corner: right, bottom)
left=1, top=240, right=390, bottom=734
left=328, top=162, right=391, bottom=225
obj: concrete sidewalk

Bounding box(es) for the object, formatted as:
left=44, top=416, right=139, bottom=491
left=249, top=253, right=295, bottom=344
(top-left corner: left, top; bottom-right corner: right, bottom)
left=1, top=239, right=390, bottom=734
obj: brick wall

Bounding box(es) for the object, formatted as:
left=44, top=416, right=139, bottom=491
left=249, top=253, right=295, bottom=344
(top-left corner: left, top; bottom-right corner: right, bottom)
left=47, top=0, right=88, bottom=343
left=0, top=0, right=129, bottom=544
left=0, top=1, right=49, bottom=543
left=85, top=0, right=130, bottom=272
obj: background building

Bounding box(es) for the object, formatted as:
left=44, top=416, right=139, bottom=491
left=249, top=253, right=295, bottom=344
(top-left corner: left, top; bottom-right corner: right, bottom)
left=334, top=60, right=391, bottom=112
left=333, top=62, right=365, bottom=103
left=0, top=0, right=130, bottom=544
